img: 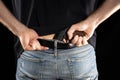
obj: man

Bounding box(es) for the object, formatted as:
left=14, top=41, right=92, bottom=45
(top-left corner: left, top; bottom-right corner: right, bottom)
left=0, top=0, right=120, bottom=80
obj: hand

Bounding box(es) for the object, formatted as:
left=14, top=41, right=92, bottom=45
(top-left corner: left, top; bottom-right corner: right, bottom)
left=67, top=20, right=96, bottom=46
left=18, top=27, right=48, bottom=51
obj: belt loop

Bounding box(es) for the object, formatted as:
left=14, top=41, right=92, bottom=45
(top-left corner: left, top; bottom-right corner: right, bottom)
left=54, top=40, right=58, bottom=56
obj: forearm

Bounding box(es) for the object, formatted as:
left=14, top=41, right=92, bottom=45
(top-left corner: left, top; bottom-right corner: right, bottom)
left=0, top=1, right=26, bottom=36
left=85, top=0, right=120, bottom=29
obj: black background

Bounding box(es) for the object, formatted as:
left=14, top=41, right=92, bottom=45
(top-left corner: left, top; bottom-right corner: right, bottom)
left=0, top=0, right=120, bottom=80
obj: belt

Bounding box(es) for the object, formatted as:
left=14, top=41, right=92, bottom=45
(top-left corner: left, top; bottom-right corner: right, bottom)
left=39, top=28, right=87, bottom=49
left=37, top=38, right=76, bottom=49
left=38, top=28, right=71, bottom=49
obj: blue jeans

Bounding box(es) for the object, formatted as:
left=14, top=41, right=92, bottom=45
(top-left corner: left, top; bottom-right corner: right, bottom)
left=16, top=44, right=98, bottom=80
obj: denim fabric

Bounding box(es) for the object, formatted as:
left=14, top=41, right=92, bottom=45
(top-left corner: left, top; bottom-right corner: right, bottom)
left=16, top=44, right=98, bottom=80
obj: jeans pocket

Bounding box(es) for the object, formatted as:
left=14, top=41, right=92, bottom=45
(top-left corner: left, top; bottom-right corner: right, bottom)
left=66, top=44, right=98, bottom=80
left=16, top=51, right=57, bottom=80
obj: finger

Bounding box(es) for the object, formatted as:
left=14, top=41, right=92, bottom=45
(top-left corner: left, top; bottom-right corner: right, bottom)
left=71, top=35, right=79, bottom=44
left=25, top=40, right=37, bottom=50
left=24, top=40, right=47, bottom=51
left=76, top=36, right=83, bottom=46
left=82, top=37, right=88, bottom=45
left=63, top=38, right=67, bottom=43
left=24, top=44, right=34, bottom=50
left=67, top=28, right=75, bottom=40
left=34, top=40, right=49, bottom=50
left=40, top=46, right=49, bottom=50
left=38, top=36, right=44, bottom=39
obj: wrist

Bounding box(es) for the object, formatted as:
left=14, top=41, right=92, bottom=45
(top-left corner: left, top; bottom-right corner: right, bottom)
left=84, top=17, right=98, bottom=30
left=14, top=24, right=28, bottom=37
left=10, top=21, right=28, bottom=37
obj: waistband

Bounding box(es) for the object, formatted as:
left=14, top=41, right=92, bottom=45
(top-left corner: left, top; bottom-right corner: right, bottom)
left=22, top=43, right=94, bottom=58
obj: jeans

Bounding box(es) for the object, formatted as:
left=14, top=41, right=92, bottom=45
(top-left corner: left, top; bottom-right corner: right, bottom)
left=16, top=44, right=98, bottom=80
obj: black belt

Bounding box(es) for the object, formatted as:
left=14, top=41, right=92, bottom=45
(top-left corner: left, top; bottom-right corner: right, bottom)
left=37, top=39, right=76, bottom=49
left=37, top=28, right=87, bottom=49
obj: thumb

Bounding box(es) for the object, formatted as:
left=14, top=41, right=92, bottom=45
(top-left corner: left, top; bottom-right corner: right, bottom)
left=67, top=28, right=76, bottom=40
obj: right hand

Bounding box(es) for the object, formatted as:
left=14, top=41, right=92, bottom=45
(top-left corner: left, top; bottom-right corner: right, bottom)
left=67, top=20, right=96, bottom=47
